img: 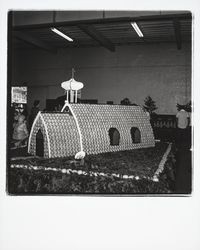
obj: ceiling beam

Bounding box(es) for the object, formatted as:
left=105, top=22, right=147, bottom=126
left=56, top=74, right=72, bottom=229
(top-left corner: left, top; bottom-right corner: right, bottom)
left=13, top=31, right=57, bottom=53
left=173, top=18, right=182, bottom=50
left=13, top=13, right=191, bottom=31
left=78, top=24, right=115, bottom=52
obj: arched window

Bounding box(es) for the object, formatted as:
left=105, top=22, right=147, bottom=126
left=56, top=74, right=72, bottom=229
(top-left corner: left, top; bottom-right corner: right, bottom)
left=36, top=129, right=44, bottom=157
left=109, top=128, right=120, bottom=146
left=130, top=127, right=141, bottom=143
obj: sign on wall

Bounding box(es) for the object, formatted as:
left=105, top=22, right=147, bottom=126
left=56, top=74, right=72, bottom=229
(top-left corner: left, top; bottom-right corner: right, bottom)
left=11, top=86, right=27, bottom=104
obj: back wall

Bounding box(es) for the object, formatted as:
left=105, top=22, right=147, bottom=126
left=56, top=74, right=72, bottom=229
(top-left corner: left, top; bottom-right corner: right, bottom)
left=11, top=42, right=191, bottom=114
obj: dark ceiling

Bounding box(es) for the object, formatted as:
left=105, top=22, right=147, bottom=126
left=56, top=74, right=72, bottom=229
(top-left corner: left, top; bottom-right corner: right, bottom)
left=12, top=12, right=192, bottom=53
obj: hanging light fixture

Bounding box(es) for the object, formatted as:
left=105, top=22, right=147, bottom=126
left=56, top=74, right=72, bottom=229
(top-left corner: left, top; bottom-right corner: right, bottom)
left=131, top=22, right=144, bottom=37
left=51, top=27, right=73, bottom=42
left=51, top=11, right=73, bottom=42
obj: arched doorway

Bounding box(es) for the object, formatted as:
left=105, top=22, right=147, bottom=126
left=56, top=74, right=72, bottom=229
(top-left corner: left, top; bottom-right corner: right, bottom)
left=109, top=128, right=120, bottom=145
left=130, top=127, right=141, bottom=143
left=36, top=129, right=44, bottom=157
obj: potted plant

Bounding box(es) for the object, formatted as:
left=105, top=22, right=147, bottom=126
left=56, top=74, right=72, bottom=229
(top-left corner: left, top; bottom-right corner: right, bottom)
left=143, top=96, right=157, bottom=116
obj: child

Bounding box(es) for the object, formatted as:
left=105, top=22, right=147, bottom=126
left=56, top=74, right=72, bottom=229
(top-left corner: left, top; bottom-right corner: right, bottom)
left=12, top=114, right=29, bottom=147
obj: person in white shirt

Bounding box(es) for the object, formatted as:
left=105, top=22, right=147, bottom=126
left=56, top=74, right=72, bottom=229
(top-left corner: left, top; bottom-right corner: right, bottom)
left=176, top=108, right=190, bottom=147
left=176, top=109, right=190, bottom=129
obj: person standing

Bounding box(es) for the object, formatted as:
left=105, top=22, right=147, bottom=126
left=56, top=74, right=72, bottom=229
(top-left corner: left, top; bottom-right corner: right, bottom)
left=176, top=108, right=190, bottom=147
left=175, top=107, right=191, bottom=193
left=12, top=114, right=29, bottom=147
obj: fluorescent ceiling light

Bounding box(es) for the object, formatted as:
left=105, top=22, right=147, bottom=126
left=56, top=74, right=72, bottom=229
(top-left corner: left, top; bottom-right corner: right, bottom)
left=131, top=22, right=144, bottom=37
left=51, top=27, right=73, bottom=42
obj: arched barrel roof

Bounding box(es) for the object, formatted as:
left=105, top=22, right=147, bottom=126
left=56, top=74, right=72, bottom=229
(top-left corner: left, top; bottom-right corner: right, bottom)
left=28, top=111, right=80, bottom=158
left=69, top=104, right=155, bottom=155
left=28, top=104, right=155, bottom=158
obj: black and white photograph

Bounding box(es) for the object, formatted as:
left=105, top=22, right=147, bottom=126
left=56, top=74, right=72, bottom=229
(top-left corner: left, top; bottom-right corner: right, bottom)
left=1, top=1, right=200, bottom=250
left=7, top=10, right=192, bottom=195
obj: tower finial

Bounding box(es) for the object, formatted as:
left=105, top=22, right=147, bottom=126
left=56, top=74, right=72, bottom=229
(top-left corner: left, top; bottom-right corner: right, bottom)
left=72, top=68, right=75, bottom=79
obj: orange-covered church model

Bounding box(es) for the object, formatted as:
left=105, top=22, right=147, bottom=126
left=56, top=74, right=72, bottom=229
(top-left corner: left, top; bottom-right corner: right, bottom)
left=28, top=70, right=155, bottom=158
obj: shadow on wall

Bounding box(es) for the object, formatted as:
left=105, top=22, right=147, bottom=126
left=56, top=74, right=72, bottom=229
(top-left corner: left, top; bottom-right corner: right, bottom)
left=131, top=127, right=141, bottom=143
left=36, top=129, right=44, bottom=157
left=109, top=128, right=120, bottom=146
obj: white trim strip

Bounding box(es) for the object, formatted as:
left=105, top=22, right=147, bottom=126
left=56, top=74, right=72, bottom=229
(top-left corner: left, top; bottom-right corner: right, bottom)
left=62, top=103, right=83, bottom=153
left=153, top=143, right=172, bottom=179
left=61, top=102, right=68, bottom=112
left=39, top=114, right=51, bottom=158
left=10, top=164, right=146, bottom=180
left=28, top=111, right=41, bottom=153
left=10, top=164, right=160, bottom=182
